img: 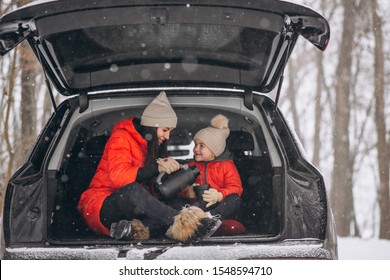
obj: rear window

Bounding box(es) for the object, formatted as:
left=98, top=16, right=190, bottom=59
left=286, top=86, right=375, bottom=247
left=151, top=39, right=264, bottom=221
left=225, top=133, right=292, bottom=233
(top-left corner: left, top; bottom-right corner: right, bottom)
left=35, top=6, right=284, bottom=90
left=45, top=24, right=276, bottom=72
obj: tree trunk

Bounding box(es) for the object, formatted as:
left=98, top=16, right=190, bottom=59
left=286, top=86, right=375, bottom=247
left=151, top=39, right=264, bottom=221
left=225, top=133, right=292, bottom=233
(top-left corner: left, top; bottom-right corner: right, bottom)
left=0, top=46, right=18, bottom=211
left=4, top=50, right=18, bottom=182
left=330, top=0, right=356, bottom=236
left=16, top=0, right=37, bottom=167
left=312, top=51, right=324, bottom=167
left=371, top=0, right=390, bottom=239
left=17, top=40, right=37, bottom=166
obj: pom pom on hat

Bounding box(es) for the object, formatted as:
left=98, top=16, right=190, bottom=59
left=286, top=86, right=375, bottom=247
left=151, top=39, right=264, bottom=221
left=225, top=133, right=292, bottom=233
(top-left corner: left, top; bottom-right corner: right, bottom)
left=210, top=114, right=229, bottom=130
left=141, top=91, right=177, bottom=128
left=194, top=114, right=230, bottom=157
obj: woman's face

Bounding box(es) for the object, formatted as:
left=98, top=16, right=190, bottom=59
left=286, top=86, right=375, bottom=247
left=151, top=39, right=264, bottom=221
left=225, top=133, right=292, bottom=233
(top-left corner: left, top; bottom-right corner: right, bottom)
left=156, top=127, right=174, bottom=145
left=193, top=138, right=215, bottom=162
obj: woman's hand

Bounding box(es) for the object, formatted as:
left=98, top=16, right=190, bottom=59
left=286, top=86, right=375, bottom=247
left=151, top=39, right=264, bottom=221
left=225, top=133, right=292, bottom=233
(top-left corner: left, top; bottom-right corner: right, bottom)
left=203, top=188, right=223, bottom=208
left=156, top=157, right=180, bottom=174
left=186, top=184, right=197, bottom=199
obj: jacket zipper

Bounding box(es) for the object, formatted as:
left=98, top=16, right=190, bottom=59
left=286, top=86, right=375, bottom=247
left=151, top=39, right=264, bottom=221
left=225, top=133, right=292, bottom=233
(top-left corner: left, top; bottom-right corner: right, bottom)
left=203, top=162, right=208, bottom=184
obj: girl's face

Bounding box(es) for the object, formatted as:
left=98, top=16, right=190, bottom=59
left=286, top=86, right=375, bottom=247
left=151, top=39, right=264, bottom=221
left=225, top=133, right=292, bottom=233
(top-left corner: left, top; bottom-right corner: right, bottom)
left=156, top=127, right=174, bottom=145
left=193, top=138, right=215, bottom=162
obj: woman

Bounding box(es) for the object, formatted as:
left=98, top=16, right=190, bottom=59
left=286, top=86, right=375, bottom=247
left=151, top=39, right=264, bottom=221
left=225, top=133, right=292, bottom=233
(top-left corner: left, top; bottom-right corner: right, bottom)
left=78, top=91, right=220, bottom=242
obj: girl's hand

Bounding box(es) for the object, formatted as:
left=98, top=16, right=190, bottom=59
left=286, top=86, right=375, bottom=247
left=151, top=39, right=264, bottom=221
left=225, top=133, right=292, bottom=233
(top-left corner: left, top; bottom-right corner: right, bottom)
left=203, top=188, right=223, bottom=208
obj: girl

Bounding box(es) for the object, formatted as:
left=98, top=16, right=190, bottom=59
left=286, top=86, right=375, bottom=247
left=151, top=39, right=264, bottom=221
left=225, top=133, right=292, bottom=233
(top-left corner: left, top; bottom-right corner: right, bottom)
left=181, top=114, right=243, bottom=220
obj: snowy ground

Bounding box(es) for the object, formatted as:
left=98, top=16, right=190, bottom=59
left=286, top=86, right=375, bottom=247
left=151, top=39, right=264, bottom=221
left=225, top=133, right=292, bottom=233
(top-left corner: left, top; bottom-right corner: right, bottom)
left=338, top=236, right=390, bottom=260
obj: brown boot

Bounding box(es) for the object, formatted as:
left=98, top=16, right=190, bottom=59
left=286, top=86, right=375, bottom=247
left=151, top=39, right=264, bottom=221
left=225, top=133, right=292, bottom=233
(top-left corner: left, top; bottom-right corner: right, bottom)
left=166, top=206, right=208, bottom=242
left=130, top=219, right=150, bottom=240
left=110, top=219, right=149, bottom=240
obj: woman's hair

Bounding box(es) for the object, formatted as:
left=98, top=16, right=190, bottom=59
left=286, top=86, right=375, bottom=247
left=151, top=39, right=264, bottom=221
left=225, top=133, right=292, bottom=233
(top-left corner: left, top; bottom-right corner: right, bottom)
left=142, top=126, right=168, bottom=165
left=133, top=117, right=169, bottom=163
left=133, top=118, right=169, bottom=189
left=133, top=118, right=168, bottom=164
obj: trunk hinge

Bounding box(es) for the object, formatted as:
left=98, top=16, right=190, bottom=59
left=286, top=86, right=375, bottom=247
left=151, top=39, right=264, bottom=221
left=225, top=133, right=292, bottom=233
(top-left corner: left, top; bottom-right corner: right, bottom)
left=79, top=92, right=89, bottom=113
left=244, top=87, right=254, bottom=110
left=274, top=36, right=293, bottom=110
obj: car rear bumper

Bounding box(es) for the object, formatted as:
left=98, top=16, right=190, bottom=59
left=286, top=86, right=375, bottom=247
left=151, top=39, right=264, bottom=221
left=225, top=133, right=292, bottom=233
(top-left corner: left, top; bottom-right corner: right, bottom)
left=2, top=239, right=335, bottom=260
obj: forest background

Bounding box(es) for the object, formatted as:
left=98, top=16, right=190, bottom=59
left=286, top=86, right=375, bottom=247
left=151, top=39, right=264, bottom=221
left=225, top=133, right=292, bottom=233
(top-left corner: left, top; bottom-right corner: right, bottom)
left=0, top=0, right=389, bottom=241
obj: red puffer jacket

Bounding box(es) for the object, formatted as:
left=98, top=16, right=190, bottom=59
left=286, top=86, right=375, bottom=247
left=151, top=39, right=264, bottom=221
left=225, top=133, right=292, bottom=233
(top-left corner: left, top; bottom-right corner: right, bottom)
left=187, top=159, right=243, bottom=198
left=78, top=117, right=147, bottom=235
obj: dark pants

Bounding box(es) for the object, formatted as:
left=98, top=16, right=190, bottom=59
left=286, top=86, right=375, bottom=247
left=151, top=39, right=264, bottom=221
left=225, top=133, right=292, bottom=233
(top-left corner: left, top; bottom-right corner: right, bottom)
left=205, top=194, right=242, bottom=219
left=100, top=183, right=179, bottom=237
left=168, top=194, right=242, bottom=220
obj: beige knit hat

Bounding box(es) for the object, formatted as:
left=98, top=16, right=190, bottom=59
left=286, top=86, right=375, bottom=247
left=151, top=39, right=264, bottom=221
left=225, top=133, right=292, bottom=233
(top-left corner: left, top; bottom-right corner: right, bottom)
left=194, top=114, right=230, bottom=157
left=141, top=91, right=177, bottom=128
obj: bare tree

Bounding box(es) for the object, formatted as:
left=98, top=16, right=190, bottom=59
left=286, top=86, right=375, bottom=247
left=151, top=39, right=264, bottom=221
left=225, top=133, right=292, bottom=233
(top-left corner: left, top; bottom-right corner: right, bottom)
left=311, top=0, right=338, bottom=169
left=16, top=0, right=38, bottom=167
left=370, top=0, right=390, bottom=239
left=0, top=47, right=18, bottom=212
left=330, top=0, right=356, bottom=236
left=1, top=0, right=18, bottom=212
left=312, top=51, right=325, bottom=167
left=3, top=50, right=18, bottom=182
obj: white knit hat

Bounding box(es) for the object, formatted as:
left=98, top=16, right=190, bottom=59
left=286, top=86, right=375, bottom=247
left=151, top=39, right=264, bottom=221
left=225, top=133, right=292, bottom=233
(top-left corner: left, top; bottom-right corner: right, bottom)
left=194, top=114, right=230, bottom=157
left=141, top=91, right=177, bottom=128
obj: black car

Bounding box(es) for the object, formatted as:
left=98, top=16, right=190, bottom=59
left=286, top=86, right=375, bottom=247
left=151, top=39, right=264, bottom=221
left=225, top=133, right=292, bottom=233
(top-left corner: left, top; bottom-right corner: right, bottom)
left=0, top=0, right=337, bottom=259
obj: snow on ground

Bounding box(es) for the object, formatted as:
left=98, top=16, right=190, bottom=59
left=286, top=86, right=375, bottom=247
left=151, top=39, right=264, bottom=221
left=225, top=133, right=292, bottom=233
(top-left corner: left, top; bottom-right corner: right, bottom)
left=338, top=236, right=390, bottom=260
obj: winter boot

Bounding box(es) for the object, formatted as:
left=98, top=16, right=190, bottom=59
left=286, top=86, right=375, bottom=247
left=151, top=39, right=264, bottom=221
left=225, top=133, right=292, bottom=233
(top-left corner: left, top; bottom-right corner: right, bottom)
left=110, top=219, right=150, bottom=240
left=194, top=212, right=222, bottom=240
left=166, top=206, right=221, bottom=242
